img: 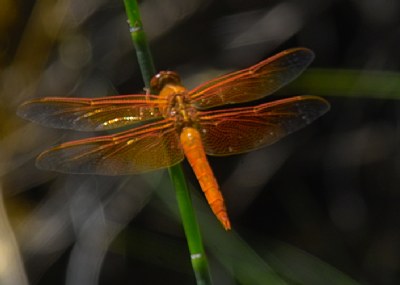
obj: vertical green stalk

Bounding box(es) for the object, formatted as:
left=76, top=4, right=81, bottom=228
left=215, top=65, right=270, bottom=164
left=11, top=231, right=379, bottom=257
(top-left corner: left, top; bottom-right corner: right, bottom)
left=123, top=1, right=212, bottom=284
left=123, top=0, right=155, bottom=87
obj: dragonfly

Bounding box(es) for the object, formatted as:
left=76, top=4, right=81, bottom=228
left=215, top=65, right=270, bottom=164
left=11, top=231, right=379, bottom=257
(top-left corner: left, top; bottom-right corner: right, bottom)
left=17, top=48, right=330, bottom=230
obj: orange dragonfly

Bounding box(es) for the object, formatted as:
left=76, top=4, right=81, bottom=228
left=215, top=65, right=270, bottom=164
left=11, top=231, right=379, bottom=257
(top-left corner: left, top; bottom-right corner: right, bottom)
left=17, top=48, right=329, bottom=230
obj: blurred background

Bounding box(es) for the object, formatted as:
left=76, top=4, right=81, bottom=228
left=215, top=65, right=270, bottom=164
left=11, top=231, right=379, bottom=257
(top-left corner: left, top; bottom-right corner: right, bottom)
left=1, top=0, right=399, bottom=284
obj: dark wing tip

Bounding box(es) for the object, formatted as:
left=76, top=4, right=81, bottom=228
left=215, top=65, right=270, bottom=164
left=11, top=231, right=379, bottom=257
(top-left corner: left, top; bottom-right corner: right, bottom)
left=284, top=47, right=315, bottom=61
left=294, top=95, right=330, bottom=124
left=16, top=99, right=36, bottom=119
left=258, top=47, right=315, bottom=67
left=16, top=99, right=58, bottom=128
left=283, top=47, right=315, bottom=69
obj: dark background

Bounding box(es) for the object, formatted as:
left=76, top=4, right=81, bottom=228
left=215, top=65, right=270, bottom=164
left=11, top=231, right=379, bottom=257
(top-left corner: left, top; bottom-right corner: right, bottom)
left=1, top=0, right=399, bottom=284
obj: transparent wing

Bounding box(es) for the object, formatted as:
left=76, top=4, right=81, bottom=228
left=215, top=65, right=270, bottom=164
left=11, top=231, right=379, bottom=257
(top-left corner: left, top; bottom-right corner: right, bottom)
left=188, top=48, right=314, bottom=109
left=197, top=96, right=329, bottom=156
left=36, top=119, right=184, bottom=175
left=17, top=94, right=166, bottom=131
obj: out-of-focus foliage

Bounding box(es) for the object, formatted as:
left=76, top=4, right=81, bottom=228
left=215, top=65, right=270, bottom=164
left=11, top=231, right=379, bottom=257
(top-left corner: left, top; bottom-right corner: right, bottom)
left=0, top=0, right=399, bottom=284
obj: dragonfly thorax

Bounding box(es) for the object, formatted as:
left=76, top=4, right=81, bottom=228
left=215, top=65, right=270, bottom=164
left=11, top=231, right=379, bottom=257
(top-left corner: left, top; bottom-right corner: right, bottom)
left=158, top=84, right=198, bottom=131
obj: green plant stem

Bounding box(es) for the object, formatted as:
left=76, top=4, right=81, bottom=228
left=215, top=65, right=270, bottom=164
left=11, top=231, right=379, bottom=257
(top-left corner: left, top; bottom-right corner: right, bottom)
left=168, top=165, right=212, bottom=285
left=123, top=1, right=212, bottom=284
left=123, top=0, right=155, bottom=87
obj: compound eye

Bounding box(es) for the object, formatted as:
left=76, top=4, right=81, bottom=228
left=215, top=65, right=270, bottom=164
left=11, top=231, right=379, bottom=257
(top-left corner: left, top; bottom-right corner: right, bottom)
left=150, top=71, right=181, bottom=93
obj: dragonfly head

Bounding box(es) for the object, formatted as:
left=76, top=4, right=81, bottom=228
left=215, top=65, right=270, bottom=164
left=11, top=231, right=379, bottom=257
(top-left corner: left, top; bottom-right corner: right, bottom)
left=150, top=71, right=182, bottom=93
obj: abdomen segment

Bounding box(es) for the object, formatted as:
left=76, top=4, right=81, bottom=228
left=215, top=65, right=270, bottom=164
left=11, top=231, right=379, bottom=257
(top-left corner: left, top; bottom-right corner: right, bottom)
left=180, top=127, right=231, bottom=230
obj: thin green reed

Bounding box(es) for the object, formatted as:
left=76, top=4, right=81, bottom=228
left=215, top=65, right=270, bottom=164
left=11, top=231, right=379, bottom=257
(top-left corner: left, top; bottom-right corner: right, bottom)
left=122, top=1, right=213, bottom=284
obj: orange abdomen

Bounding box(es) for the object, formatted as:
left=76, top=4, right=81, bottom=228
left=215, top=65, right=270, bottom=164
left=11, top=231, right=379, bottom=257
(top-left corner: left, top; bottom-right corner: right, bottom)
left=180, top=127, right=231, bottom=230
